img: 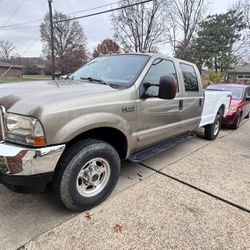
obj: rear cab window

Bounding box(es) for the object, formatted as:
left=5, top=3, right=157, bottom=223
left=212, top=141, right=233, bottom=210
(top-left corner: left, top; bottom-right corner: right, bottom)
left=180, top=63, right=199, bottom=92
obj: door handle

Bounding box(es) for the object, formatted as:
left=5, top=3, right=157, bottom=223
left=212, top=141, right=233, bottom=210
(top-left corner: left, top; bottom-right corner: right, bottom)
left=199, top=98, right=203, bottom=106
left=179, top=100, right=183, bottom=110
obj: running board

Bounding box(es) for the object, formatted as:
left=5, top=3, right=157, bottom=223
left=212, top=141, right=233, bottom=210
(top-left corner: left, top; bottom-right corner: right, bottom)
left=128, top=132, right=196, bottom=163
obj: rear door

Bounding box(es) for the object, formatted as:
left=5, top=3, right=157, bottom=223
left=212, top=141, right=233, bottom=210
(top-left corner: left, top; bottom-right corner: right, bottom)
left=179, top=63, right=204, bottom=129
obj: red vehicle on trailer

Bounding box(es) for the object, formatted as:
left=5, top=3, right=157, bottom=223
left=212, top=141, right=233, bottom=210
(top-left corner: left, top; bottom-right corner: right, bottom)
left=207, top=84, right=250, bottom=129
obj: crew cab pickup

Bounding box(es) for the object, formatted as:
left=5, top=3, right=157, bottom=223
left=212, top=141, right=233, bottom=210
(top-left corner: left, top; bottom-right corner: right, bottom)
left=0, top=54, right=231, bottom=211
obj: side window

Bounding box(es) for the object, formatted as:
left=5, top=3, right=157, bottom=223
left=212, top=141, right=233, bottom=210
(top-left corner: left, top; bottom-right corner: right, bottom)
left=180, top=63, right=199, bottom=92
left=143, top=59, right=178, bottom=96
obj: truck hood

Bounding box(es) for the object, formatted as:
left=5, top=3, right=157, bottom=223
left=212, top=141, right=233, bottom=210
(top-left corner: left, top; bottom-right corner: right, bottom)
left=0, top=80, right=120, bottom=114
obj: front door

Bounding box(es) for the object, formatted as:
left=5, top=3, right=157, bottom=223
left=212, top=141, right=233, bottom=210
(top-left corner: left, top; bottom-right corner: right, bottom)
left=136, top=58, right=186, bottom=150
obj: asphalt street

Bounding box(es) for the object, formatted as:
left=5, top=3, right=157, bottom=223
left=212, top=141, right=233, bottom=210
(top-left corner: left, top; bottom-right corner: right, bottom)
left=0, top=120, right=249, bottom=250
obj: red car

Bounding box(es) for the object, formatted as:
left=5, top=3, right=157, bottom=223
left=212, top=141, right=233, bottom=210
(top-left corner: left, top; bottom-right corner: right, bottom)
left=207, top=84, right=250, bottom=129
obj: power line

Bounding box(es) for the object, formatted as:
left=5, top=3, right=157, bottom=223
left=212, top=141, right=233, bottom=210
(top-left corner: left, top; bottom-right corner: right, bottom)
left=68, top=0, right=120, bottom=15
left=0, top=25, right=40, bottom=31
left=55, top=0, right=154, bottom=23
left=0, top=19, right=42, bottom=29
left=0, top=0, right=121, bottom=30
left=1, top=0, right=27, bottom=27
left=0, top=0, right=149, bottom=31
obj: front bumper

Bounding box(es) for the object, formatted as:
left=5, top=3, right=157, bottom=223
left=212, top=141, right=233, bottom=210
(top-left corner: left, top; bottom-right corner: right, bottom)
left=0, top=142, right=65, bottom=193
left=222, top=112, right=239, bottom=126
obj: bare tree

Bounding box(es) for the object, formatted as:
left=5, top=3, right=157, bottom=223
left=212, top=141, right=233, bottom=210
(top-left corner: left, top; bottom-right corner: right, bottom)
left=0, top=40, right=16, bottom=61
left=166, top=0, right=208, bottom=60
left=92, top=38, right=119, bottom=58
left=112, top=0, right=166, bottom=52
left=232, top=0, right=250, bottom=62
left=40, top=11, right=88, bottom=74
left=239, top=0, right=250, bottom=27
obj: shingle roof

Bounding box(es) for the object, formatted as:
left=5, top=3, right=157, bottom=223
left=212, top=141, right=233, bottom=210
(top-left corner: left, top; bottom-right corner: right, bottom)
left=0, top=61, right=23, bottom=69
left=228, top=63, right=250, bottom=73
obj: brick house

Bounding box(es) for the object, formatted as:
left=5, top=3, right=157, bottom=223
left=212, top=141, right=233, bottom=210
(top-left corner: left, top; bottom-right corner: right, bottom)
left=0, top=62, right=23, bottom=78
left=226, top=63, right=250, bottom=85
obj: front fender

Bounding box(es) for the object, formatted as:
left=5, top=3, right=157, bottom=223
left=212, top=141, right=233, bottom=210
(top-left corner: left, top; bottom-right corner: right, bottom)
left=48, top=112, right=134, bottom=147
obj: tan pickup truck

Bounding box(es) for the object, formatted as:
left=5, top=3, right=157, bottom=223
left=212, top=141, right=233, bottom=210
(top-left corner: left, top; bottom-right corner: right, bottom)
left=0, top=53, right=231, bottom=211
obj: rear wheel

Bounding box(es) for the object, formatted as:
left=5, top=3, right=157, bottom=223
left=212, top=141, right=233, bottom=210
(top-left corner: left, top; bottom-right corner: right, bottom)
left=204, top=113, right=221, bottom=140
left=53, top=139, right=120, bottom=211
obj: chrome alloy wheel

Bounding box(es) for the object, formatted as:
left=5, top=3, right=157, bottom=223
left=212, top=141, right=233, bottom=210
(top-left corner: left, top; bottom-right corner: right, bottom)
left=213, top=118, right=220, bottom=136
left=76, top=158, right=111, bottom=197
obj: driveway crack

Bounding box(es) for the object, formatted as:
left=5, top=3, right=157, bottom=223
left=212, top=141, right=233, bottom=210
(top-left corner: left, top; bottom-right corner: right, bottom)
left=139, top=162, right=250, bottom=214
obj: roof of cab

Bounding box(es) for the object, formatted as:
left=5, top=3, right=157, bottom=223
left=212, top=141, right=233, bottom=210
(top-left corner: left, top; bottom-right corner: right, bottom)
left=109, top=52, right=196, bottom=65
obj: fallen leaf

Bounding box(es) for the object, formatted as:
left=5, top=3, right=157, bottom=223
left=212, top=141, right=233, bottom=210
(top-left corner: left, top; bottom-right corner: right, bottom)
left=113, top=224, right=123, bottom=233
left=137, top=173, right=143, bottom=177
left=84, top=212, right=93, bottom=220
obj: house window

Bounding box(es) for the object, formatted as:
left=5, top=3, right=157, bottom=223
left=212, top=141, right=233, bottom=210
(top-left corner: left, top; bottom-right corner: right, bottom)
left=237, top=75, right=250, bottom=79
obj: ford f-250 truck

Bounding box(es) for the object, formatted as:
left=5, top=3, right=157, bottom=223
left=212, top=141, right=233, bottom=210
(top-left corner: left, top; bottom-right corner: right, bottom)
left=0, top=53, right=231, bottom=211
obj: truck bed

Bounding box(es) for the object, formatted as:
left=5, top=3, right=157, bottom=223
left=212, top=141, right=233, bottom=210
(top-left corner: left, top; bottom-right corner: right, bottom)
left=199, top=90, right=231, bottom=127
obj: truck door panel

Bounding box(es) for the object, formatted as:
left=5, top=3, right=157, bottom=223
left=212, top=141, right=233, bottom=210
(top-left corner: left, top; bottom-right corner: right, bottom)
left=179, top=63, right=204, bottom=129
left=136, top=59, right=186, bottom=150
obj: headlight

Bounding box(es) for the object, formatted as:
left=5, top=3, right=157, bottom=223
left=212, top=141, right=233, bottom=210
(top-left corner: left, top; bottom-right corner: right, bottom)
left=229, top=106, right=237, bottom=113
left=4, top=113, right=46, bottom=146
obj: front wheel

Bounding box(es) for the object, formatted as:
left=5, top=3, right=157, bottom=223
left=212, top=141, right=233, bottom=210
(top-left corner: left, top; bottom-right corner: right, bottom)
left=53, top=139, right=120, bottom=211
left=232, top=115, right=241, bottom=130
left=204, top=113, right=221, bottom=140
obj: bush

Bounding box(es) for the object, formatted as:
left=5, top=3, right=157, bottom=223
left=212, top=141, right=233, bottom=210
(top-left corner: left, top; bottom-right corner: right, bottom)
left=209, top=72, right=224, bottom=84
left=23, top=65, right=40, bottom=75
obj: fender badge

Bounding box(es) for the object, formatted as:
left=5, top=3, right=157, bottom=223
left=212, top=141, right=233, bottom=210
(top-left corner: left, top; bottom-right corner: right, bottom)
left=122, top=106, right=136, bottom=113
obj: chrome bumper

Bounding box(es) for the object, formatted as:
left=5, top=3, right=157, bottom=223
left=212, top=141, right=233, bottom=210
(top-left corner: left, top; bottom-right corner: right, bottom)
left=0, top=142, right=65, bottom=176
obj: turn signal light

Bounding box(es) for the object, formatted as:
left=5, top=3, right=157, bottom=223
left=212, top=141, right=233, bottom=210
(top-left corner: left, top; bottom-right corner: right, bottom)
left=34, top=137, right=46, bottom=146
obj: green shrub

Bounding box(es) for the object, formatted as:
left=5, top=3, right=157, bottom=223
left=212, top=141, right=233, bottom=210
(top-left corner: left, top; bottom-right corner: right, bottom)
left=209, top=72, right=224, bottom=84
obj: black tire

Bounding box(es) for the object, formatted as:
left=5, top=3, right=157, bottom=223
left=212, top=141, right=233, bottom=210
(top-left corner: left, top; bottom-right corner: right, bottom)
left=232, top=115, right=241, bottom=130
left=53, top=139, right=120, bottom=212
left=204, top=113, right=221, bottom=140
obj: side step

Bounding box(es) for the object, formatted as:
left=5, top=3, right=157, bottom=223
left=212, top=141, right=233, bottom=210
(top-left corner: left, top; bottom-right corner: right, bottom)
left=128, top=132, right=195, bottom=163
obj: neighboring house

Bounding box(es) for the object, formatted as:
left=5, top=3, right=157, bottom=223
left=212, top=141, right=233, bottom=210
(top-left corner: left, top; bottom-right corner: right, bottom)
left=35, top=64, right=46, bottom=75
left=0, top=62, right=22, bottom=78
left=11, top=57, right=47, bottom=75
left=226, top=63, right=250, bottom=84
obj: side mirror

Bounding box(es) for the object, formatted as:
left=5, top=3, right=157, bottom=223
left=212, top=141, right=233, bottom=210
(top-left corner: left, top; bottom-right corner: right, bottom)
left=158, top=75, right=177, bottom=100
left=246, top=96, right=250, bottom=101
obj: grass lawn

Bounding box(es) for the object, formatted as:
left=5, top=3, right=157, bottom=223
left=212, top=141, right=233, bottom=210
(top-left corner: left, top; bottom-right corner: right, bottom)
left=0, top=75, right=52, bottom=83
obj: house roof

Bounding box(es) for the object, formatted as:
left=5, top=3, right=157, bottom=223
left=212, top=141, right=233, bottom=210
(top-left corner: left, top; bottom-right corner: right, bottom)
left=228, top=63, right=250, bottom=73
left=0, top=61, right=23, bottom=69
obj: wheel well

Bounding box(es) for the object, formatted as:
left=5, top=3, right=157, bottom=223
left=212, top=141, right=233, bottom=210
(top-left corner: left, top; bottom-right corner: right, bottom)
left=218, top=105, right=225, bottom=116
left=66, top=127, right=128, bottom=160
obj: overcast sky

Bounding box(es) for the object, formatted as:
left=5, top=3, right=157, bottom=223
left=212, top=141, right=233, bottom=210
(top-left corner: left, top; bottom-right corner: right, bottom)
left=0, top=0, right=238, bottom=58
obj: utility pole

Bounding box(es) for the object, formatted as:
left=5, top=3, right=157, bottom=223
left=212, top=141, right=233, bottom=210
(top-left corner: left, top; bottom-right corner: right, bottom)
left=48, top=0, right=55, bottom=80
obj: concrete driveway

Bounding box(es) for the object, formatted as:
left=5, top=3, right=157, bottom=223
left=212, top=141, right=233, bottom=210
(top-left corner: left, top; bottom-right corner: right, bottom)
left=1, top=120, right=249, bottom=250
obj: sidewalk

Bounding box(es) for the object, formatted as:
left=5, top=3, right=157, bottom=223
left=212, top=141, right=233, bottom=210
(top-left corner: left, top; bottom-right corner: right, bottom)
left=24, top=121, right=250, bottom=250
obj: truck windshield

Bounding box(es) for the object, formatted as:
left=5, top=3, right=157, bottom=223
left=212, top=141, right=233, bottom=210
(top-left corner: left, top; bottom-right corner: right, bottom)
left=207, top=85, right=243, bottom=100
left=72, top=54, right=149, bottom=88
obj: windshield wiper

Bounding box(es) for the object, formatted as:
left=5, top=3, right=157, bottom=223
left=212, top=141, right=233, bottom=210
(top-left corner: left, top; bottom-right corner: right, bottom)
left=80, top=77, right=108, bottom=86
